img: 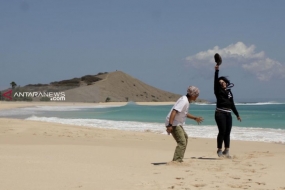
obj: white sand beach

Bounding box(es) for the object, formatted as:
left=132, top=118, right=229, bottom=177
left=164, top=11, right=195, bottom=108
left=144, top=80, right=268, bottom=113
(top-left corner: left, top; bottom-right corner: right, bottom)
left=0, top=102, right=285, bottom=190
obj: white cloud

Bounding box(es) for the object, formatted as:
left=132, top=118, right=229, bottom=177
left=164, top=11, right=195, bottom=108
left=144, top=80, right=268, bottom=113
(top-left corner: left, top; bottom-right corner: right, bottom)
left=185, top=42, right=285, bottom=81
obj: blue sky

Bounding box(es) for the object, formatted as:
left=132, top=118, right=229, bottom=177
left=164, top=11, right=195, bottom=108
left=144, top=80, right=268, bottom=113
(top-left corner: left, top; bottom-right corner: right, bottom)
left=1, top=1, right=285, bottom=102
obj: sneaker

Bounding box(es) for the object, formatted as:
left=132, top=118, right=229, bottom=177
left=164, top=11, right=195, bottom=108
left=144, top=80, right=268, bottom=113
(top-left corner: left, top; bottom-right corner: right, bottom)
left=217, top=150, right=223, bottom=157
left=222, top=149, right=231, bottom=158
left=172, top=159, right=183, bottom=163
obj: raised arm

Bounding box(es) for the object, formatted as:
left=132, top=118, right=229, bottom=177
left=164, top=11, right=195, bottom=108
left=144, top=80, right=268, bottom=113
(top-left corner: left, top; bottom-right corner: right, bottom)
left=214, top=65, right=220, bottom=94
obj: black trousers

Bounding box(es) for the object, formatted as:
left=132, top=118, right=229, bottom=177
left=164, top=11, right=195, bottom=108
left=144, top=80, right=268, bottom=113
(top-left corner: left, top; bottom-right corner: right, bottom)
left=215, top=111, right=232, bottom=149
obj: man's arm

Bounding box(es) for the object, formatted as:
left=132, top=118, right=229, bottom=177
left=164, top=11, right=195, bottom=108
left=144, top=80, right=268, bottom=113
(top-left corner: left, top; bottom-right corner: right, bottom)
left=187, top=113, right=203, bottom=125
left=166, top=109, right=178, bottom=135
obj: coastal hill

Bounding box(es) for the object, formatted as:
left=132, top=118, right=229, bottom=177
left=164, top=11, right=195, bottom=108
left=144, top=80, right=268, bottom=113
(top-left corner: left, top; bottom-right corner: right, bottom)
left=63, top=71, right=182, bottom=102
left=4, top=71, right=207, bottom=102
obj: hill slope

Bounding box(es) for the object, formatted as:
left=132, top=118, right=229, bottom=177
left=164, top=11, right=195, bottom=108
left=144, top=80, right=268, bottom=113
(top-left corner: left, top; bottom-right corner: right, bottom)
left=64, top=71, right=182, bottom=102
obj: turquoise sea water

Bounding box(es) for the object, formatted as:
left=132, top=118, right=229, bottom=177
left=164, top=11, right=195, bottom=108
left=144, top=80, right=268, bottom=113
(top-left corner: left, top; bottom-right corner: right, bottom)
left=31, top=102, right=284, bottom=129
left=1, top=102, right=285, bottom=143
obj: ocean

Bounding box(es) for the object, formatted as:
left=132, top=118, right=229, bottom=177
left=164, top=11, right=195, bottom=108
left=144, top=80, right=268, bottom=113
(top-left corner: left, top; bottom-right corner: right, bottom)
left=1, top=102, right=285, bottom=144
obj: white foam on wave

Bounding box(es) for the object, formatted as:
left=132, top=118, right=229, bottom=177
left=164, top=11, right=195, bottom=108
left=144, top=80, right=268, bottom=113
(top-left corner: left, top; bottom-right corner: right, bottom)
left=26, top=116, right=285, bottom=144
left=0, top=105, right=122, bottom=116
left=195, top=102, right=285, bottom=106
left=194, top=103, right=215, bottom=106
left=0, top=108, right=38, bottom=116
left=235, top=102, right=285, bottom=106
left=26, top=116, right=165, bottom=133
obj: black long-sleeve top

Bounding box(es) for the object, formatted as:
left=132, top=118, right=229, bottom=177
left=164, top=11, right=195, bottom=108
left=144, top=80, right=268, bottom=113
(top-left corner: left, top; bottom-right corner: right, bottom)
left=214, top=70, right=239, bottom=117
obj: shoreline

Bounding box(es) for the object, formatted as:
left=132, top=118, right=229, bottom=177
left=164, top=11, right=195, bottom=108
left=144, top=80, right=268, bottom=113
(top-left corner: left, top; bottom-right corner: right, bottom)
left=0, top=101, right=176, bottom=111
left=1, top=101, right=284, bottom=145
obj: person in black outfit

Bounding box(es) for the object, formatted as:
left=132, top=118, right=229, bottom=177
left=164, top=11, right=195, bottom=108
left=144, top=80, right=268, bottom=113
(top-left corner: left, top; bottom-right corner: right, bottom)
left=214, top=64, right=241, bottom=157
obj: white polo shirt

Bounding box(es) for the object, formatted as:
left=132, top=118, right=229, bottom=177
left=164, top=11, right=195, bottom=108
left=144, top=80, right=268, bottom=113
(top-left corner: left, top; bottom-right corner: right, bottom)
left=165, top=95, right=189, bottom=126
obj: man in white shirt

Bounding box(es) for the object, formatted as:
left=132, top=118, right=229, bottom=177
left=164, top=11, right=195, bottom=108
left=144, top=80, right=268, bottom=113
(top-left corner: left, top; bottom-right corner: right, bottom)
left=165, top=86, right=203, bottom=162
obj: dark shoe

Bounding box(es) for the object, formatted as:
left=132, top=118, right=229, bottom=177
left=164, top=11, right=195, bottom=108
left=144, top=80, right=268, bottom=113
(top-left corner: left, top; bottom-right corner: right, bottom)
left=222, top=149, right=229, bottom=156
left=222, top=149, right=231, bottom=158
left=217, top=150, right=223, bottom=157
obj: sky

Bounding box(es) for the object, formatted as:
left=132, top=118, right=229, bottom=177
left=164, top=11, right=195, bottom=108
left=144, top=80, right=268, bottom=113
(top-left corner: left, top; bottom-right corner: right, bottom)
left=1, top=0, right=285, bottom=102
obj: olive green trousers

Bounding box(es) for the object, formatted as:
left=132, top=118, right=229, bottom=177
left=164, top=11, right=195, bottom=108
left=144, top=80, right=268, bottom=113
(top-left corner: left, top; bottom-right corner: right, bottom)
left=171, top=125, right=188, bottom=162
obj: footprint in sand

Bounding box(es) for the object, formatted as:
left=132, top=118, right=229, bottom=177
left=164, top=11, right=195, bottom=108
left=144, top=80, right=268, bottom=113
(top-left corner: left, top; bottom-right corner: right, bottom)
left=242, top=168, right=256, bottom=173
left=244, top=162, right=253, bottom=167
left=230, top=176, right=241, bottom=180
left=228, top=184, right=251, bottom=188
left=166, top=161, right=191, bottom=166
left=175, top=181, right=185, bottom=187
left=192, top=183, right=206, bottom=188
left=246, top=151, right=274, bottom=159
left=256, top=182, right=266, bottom=185
left=207, top=166, right=224, bottom=172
